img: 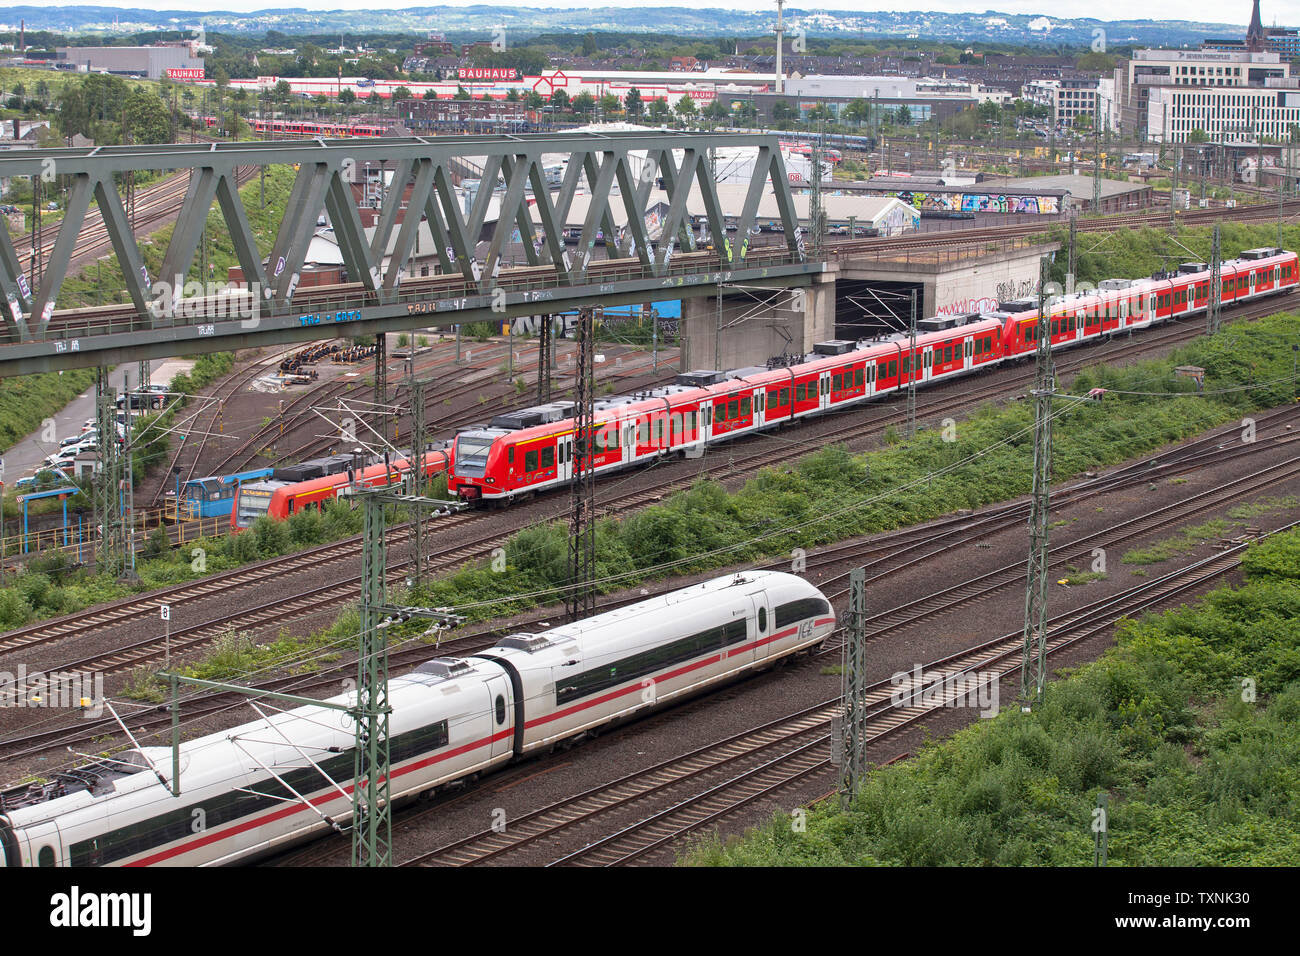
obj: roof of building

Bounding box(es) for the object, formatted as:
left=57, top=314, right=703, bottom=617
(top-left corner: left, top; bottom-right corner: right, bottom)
left=995, top=174, right=1150, bottom=198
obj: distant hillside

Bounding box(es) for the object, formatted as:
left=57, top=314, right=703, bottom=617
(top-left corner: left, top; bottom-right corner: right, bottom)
left=0, top=6, right=1251, bottom=48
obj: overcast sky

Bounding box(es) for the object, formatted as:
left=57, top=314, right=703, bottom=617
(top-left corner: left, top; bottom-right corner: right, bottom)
left=64, top=1, right=1300, bottom=30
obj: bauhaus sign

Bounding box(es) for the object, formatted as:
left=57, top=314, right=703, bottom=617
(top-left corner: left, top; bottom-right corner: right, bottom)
left=457, top=68, right=520, bottom=81
left=166, top=68, right=206, bottom=80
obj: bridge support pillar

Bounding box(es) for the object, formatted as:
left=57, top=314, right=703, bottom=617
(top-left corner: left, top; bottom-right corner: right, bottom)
left=680, top=271, right=834, bottom=370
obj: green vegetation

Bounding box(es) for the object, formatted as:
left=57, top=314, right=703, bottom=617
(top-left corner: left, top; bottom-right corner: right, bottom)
left=0, top=368, right=97, bottom=454
left=1045, top=222, right=1300, bottom=289
left=1122, top=518, right=1236, bottom=566
left=1228, top=495, right=1299, bottom=520
left=685, top=527, right=1300, bottom=866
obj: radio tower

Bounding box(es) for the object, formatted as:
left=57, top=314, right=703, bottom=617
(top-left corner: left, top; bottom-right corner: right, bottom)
left=774, top=0, right=785, bottom=95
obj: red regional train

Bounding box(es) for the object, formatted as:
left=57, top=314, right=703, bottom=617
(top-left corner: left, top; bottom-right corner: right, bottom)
left=198, top=117, right=389, bottom=138
left=231, top=446, right=453, bottom=530
left=449, top=247, right=1297, bottom=504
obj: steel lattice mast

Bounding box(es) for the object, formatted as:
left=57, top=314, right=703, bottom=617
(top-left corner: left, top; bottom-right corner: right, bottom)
left=906, top=289, right=918, bottom=437
left=567, top=305, right=599, bottom=622
left=94, top=367, right=127, bottom=577
left=838, top=567, right=868, bottom=809
left=1020, top=257, right=1055, bottom=706
left=1208, top=224, right=1222, bottom=336
left=353, top=492, right=392, bottom=867
left=537, top=313, right=553, bottom=404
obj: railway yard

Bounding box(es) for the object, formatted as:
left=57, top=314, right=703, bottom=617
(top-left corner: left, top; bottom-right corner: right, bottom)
left=2, top=286, right=1298, bottom=870
left=1, top=77, right=1299, bottom=891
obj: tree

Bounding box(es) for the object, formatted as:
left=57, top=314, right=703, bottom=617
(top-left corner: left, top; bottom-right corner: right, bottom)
left=624, top=87, right=643, bottom=119
left=273, top=79, right=293, bottom=102
left=122, top=89, right=171, bottom=145
left=550, top=88, right=570, bottom=111
left=674, top=94, right=697, bottom=120
left=338, top=88, right=356, bottom=104
left=454, top=85, right=472, bottom=100
left=896, top=104, right=912, bottom=126
left=392, top=85, right=412, bottom=101
left=582, top=32, right=598, bottom=57
left=647, top=97, right=670, bottom=124
left=599, top=92, right=620, bottom=117
left=703, top=100, right=730, bottom=122
left=525, top=90, right=544, bottom=111
left=423, top=89, right=438, bottom=100
left=572, top=91, right=597, bottom=115
left=771, top=99, right=797, bottom=124
left=843, top=98, right=871, bottom=127
left=1187, top=127, right=1209, bottom=144
left=1076, top=51, right=1117, bottom=72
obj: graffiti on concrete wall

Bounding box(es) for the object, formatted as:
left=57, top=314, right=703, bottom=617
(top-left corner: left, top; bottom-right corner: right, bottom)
left=934, top=296, right=1001, bottom=316
left=883, top=190, right=1060, bottom=215
left=995, top=278, right=1039, bottom=301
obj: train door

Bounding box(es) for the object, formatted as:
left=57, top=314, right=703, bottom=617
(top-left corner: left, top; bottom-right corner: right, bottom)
left=922, top=346, right=934, bottom=382
left=22, top=820, right=65, bottom=867
left=557, top=434, right=573, bottom=484
left=820, top=372, right=832, bottom=411
left=484, top=673, right=514, bottom=760
left=963, top=337, right=974, bottom=370
left=749, top=590, right=772, bottom=662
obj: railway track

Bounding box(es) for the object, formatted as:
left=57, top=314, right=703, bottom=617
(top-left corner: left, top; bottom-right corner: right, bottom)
left=20, top=164, right=259, bottom=278
left=5, top=399, right=1294, bottom=783
left=0, top=294, right=1287, bottom=689
left=398, top=522, right=1286, bottom=867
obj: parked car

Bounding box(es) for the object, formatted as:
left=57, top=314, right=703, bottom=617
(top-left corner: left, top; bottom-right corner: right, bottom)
left=15, top=467, right=71, bottom=490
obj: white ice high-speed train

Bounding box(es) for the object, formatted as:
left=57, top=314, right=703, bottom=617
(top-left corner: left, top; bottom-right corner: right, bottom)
left=0, top=571, right=834, bottom=867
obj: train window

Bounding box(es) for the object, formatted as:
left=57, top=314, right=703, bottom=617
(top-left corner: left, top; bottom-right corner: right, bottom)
left=986, top=336, right=993, bottom=352
left=716, top=402, right=727, bottom=423
left=495, top=694, right=506, bottom=725
left=888, top=360, right=897, bottom=378
left=796, top=384, right=806, bottom=402
left=809, top=381, right=819, bottom=399
left=508, top=446, right=515, bottom=464
left=855, top=368, right=864, bottom=387
left=903, top=355, right=912, bottom=375
left=781, top=387, right=791, bottom=405
left=525, top=450, right=538, bottom=472
left=685, top=411, right=696, bottom=433
left=728, top=400, right=739, bottom=419
left=38, top=846, right=55, bottom=867
left=740, top=396, right=751, bottom=417
left=944, top=347, right=953, bottom=363
left=832, top=374, right=843, bottom=391
left=652, top=418, right=664, bottom=443
left=758, top=607, right=767, bottom=632
left=638, top=421, right=651, bottom=443
left=974, top=338, right=983, bottom=356
left=541, top=447, right=555, bottom=469
left=774, top=596, right=832, bottom=629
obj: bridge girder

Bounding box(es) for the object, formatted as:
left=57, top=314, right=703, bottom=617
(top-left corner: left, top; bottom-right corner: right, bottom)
left=0, top=131, right=817, bottom=377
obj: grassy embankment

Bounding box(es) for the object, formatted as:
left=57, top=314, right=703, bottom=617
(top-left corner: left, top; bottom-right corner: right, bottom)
left=685, top=527, right=1300, bottom=866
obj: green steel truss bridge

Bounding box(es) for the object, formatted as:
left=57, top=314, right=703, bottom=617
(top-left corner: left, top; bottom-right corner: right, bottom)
left=0, top=131, right=820, bottom=377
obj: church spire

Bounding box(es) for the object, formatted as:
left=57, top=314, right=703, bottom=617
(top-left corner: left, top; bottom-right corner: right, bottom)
left=1247, top=0, right=1266, bottom=52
